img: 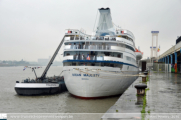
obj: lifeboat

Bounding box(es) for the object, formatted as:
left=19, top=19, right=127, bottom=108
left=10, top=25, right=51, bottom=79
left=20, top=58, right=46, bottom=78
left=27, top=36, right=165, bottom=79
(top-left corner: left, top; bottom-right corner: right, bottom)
left=135, top=48, right=143, bottom=60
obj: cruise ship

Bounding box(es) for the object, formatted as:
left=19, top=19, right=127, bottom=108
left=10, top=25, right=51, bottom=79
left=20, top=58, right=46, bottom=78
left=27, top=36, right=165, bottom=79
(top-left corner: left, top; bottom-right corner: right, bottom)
left=62, top=8, right=143, bottom=98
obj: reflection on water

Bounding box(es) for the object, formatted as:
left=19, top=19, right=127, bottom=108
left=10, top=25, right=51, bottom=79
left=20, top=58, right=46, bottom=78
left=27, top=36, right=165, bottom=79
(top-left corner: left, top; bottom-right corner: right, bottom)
left=0, top=66, right=119, bottom=113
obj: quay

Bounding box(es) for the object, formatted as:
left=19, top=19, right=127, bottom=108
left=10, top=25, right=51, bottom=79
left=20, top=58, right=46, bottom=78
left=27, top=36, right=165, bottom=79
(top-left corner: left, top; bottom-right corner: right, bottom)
left=157, top=37, right=181, bottom=73
left=139, top=34, right=181, bottom=75
left=147, top=36, right=181, bottom=74
left=102, top=71, right=181, bottom=120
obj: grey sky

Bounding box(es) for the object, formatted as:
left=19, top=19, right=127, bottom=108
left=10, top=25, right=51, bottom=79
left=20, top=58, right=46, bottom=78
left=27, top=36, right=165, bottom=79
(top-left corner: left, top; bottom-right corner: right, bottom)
left=0, top=0, right=181, bottom=61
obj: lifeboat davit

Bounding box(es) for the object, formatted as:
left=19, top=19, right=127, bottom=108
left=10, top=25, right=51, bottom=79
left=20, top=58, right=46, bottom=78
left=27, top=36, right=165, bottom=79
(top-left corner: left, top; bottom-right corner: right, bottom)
left=135, top=48, right=143, bottom=60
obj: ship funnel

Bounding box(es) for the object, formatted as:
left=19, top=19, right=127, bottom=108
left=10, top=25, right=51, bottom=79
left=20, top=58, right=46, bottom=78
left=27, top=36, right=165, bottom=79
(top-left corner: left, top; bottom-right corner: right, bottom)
left=96, top=8, right=115, bottom=36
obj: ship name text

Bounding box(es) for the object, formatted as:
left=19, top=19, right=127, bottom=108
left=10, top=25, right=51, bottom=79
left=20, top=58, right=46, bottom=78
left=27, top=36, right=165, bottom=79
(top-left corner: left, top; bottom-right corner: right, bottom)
left=72, top=74, right=99, bottom=77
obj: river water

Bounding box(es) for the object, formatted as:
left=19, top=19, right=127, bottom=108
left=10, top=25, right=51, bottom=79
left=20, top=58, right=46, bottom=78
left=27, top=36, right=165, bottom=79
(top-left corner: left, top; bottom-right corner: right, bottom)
left=0, top=66, right=119, bottom=113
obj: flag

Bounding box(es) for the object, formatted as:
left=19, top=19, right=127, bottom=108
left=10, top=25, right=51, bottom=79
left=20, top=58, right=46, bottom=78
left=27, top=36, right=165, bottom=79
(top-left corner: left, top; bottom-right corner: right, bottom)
left=23, top=66, right=41, bottom=71
left=87, top=54, right=90, bottom=60
left=157, top=48, right=160, bottom=52
left=23, top=66, right=27, bottom=71
left=157, top=45, right=160, bottom=52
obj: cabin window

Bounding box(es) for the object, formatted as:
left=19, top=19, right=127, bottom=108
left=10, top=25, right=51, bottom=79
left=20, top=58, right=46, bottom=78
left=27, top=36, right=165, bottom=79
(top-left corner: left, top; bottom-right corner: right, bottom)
left=110, top=64, right=114, bottom=67
left=91, top=63, right=95, bottom=66
left=125, top=45, right=135, bottom=52
left=72, top=63, right=76, bottom=66
left=104, top=63, right=110, bottom=67
left=126, top=56, right=132, bottom=61
left=126, top=56, right=136, bottom=63
left=64, top=62, right=125, bottom=69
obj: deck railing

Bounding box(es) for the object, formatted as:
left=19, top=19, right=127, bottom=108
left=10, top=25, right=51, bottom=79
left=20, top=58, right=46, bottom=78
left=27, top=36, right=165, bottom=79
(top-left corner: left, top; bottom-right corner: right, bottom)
left=66, top=36, right=117, bottom=41
left=64, top=45, right=126, bottom=51
left=65, top=29, right=135, bottom=40
left=63, top=55, right=123, bottom=62
left=64, top=36, right=134, bottom=46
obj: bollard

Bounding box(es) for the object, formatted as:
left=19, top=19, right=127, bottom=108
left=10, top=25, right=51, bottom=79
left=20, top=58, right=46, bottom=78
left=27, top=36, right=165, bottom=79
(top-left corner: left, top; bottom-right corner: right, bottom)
left=143, top=71, right=148, bottom=75
left=135, top=84, right=147, bottom=96
left=142, top=76, right=146, bottom=82
left=139, top=74, right=147, bottom=82
left=135, top=95, right=144, bottom=105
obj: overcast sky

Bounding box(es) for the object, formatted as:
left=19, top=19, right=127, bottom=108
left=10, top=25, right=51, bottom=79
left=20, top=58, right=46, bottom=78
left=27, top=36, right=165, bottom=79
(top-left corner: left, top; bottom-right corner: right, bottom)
left=0, top=0, right=181, bottom=61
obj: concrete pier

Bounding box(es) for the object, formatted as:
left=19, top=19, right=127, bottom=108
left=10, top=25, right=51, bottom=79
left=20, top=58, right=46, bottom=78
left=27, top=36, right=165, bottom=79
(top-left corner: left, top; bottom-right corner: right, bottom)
left=102, top=71, right=181, bottom=120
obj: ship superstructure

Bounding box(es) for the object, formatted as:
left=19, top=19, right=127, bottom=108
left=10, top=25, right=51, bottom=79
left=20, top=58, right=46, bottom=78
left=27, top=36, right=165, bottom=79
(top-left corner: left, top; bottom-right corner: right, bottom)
left=62, top=8, right=142, bottom=98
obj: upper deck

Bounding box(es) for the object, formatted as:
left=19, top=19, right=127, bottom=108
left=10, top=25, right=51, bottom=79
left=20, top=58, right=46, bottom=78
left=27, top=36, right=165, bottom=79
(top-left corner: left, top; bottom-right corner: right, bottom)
left=64, top=29, right=135, bottom=47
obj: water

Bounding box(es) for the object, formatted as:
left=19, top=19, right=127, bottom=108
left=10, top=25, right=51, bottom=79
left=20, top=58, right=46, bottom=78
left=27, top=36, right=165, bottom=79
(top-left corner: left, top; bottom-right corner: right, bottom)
left=0, top=66, right=119, bottom=113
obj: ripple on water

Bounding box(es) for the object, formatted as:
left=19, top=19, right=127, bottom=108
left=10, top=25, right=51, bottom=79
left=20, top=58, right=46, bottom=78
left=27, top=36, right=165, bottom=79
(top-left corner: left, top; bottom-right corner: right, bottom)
left=0, top=67, right=119, bottom=113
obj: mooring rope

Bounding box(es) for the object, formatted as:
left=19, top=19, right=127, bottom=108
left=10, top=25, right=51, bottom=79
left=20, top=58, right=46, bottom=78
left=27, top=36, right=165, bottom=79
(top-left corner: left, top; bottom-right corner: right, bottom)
left=73, top=68, right=142, bottom=80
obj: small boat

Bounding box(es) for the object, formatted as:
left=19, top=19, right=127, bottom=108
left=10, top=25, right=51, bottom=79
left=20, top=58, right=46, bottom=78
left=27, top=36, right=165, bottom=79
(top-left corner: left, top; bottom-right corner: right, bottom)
left=15, top=76, right=67, bottom=95
left=15, top=33, right=66, bottom=96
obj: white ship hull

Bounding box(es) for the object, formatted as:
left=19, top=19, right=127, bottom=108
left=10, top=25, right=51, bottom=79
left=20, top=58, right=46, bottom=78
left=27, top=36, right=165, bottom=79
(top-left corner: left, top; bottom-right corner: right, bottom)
left=62, top=8, right=141, bottom=98
left=63, top=65, right=139, bottom=98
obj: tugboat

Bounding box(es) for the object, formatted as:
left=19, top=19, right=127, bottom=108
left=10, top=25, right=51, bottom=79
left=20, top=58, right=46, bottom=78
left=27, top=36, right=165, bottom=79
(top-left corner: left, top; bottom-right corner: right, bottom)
left=15, top=38, right=67, bottom=95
